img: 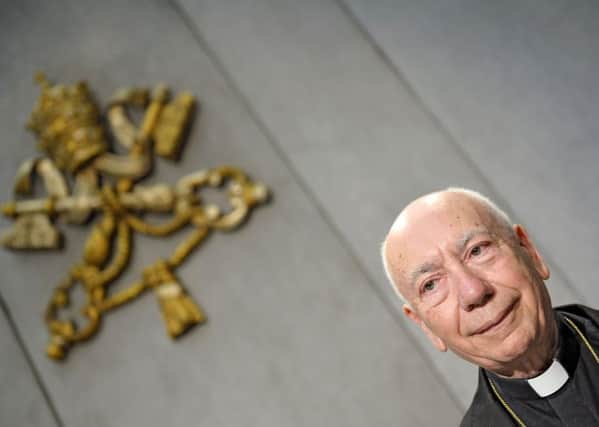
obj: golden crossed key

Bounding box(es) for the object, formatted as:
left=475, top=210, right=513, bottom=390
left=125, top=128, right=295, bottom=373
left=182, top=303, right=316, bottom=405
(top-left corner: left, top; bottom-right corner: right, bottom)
left=0, top=74, right=269, bottom=360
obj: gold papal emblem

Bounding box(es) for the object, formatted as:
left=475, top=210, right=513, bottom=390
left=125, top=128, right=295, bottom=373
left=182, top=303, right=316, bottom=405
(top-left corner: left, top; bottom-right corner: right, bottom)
left=1, top=74, right=269, bottom=360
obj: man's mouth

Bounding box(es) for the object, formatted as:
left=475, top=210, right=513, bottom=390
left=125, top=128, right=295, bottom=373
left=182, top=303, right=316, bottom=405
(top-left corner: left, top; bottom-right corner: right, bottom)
left=472, top=301, right=516, bottom=335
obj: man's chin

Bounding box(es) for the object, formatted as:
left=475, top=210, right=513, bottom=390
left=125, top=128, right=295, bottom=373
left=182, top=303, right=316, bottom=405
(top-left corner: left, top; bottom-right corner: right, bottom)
left=454, top=332, right=534, bottom=369
left=482, top=332, right=535, bottom=367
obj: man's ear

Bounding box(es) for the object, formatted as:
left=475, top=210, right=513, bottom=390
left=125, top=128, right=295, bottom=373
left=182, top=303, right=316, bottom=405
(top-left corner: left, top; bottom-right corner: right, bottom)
left=513, top=224, right=550, bottom=280
left=403, top=304, right=447, bottom=352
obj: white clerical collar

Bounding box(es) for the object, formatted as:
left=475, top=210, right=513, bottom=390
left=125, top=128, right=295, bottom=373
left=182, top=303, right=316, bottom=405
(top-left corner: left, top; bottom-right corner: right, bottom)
left=526, top=359, right=569, bottom=397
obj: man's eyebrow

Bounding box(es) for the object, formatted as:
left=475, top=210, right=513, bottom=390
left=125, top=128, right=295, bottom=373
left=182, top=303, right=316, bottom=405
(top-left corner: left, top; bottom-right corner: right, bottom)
left=410, top=261, right=441, bottom=286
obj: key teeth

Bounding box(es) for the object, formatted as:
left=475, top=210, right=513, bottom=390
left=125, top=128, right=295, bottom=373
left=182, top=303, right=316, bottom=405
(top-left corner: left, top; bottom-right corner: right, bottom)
left=46, top=334, right=69, bottom=360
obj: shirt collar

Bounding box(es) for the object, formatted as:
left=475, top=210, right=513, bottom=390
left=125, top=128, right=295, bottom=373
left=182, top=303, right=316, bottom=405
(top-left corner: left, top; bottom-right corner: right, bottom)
left=526, top=358, right=569, bottom=397
left=485, top=313, right=580, bottom=400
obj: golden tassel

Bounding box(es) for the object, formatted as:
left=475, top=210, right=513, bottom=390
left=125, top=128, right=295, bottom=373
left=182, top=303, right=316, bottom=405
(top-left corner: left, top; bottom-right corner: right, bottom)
left=155, top=282, right=205, bottom=337
left=144, top=260, right=205, bottom=337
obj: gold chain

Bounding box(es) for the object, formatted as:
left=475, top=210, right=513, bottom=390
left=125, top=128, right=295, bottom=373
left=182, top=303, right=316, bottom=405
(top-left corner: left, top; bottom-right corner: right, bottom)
left=487, top=314, right=599, bottom=427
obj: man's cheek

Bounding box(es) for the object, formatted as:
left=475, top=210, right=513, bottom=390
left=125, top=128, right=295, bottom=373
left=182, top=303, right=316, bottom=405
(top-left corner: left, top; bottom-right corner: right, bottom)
left=426, top=308, right=452, bottom=336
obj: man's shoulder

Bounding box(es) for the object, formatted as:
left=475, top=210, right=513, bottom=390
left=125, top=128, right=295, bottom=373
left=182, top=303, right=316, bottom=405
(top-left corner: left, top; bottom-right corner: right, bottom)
left=555, top=304, right=599, bottom=324
left=460, top=370, right=515, bottom=427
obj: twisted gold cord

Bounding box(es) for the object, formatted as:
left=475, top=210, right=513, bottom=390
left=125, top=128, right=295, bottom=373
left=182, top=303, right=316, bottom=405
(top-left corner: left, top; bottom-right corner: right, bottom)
left=488, top=379, right=527, bottom=427
left=563, top=316, right=599, bottom=363
left=99, top=281, right=147, bottom=312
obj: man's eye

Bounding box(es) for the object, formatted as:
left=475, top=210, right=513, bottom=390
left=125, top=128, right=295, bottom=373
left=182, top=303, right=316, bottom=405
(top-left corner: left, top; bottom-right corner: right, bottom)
left=470, top=243, right=487, bottom=257
left=422, top=280, right=437, bottom=293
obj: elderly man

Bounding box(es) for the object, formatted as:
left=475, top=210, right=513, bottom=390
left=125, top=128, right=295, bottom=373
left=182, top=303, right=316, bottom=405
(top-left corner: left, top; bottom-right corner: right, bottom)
left=381, top=188, right=599, bottom=426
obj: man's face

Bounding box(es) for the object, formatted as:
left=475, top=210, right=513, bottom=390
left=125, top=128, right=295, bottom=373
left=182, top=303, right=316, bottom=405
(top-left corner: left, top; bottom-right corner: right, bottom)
left=386, top=194, right=555, bottom=375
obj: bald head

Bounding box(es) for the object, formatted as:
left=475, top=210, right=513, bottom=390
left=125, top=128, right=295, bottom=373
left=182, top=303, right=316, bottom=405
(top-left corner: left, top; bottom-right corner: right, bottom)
left=382, top=188, right=515, bottom=304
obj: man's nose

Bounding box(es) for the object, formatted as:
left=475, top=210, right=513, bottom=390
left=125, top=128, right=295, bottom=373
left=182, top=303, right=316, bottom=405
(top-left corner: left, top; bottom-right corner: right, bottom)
left=455, top=267, right=493, bottom=311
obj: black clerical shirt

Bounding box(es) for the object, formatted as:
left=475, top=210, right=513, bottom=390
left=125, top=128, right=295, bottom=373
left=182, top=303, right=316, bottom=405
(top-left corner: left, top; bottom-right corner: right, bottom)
left=461, top=305, right=599, bottom=427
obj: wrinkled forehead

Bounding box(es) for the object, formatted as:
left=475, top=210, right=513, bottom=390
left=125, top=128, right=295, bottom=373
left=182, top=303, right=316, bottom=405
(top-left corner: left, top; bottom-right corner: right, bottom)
left=386, top=195, right=493, bottom=287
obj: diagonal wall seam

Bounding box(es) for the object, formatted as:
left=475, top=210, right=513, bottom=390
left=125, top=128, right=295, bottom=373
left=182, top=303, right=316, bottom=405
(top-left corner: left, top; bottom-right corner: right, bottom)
left=335, top=0, right=583, bottom=304
left=167, top=0, right=466, bottom=413
left=0, top=290, right=65, bottom=427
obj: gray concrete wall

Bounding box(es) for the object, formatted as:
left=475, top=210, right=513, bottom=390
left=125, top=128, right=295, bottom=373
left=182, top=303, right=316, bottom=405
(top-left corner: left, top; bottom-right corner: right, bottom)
left=0, top=1, right=596, bottom=425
